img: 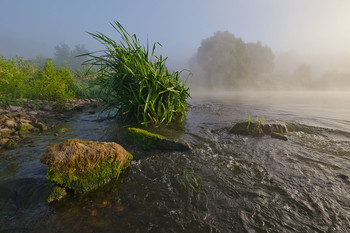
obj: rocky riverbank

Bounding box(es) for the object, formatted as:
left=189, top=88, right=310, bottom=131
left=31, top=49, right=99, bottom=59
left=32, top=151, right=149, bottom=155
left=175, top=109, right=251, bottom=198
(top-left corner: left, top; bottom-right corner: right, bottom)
left=0, top=98, right=101, bottom=150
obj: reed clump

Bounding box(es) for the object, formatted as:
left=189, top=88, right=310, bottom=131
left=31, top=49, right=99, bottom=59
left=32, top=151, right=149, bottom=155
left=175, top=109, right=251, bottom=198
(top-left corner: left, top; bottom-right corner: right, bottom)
left=84, top=21, right=191, bottom=126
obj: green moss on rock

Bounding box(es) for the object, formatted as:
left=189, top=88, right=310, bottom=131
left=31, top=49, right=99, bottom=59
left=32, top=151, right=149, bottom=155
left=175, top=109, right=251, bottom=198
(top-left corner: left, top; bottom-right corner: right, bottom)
left=47, top=185, right=67, bottom=203
left=127, top=127, right=190, bottom=151
left=128, top=127, right=165, bottom=147
left=271, top=132, right=288, bottom=141
left=40, top=139, right=133, bottom=193
left=33, top=122, right=48, bottom=132
left=229, top=122, right=264, bottom=137
left=19, top=123, right=34, bottom=132
left=4, top=139, right=17, bottom=149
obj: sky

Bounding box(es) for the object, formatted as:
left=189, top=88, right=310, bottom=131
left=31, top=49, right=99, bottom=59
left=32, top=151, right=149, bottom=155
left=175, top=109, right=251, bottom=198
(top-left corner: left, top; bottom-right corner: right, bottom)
left=1, top=0, right=350, bottom=69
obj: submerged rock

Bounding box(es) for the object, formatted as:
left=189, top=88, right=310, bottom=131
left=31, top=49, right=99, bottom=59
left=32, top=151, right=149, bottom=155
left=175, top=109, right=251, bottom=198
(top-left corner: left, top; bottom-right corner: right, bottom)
left=271, top=132, right=288, bottom=141
left=229, top=122, right=264, bottom=137
left=229, top=122, right=288, bottom=141
left=4, top=139, right=17, bottom=149
left=47, top=185, right=67, bottom=203
left=262, top=123, right=288, bottom=134
left=33, top=122, right=48, bottom=132
left=40, top=139, right=133, bottom=194
left=127, top=127, right=190, bottom=151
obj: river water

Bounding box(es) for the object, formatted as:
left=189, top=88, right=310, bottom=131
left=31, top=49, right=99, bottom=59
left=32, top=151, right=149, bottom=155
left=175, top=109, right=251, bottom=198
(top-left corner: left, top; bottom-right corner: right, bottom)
left=0, top=91, right=349, bottom=233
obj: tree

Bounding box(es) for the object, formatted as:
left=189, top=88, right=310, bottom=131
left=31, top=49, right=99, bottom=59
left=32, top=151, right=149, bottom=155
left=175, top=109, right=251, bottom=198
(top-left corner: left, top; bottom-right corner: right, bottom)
left=70, top=44, right=89, bottom=69
left=196, top=31, right=251, bottom=88
left=54, top=42, right=71, bottom=66
left=53, top=42, right=89, bottom=69
left=246, top=41, right=274, bottom=75
left=192, top=31, right=275, bottom=88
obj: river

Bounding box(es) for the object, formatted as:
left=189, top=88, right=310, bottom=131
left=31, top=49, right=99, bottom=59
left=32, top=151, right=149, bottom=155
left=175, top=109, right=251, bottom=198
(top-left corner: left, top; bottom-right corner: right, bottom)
left=1, top=91, right=349, bottom=232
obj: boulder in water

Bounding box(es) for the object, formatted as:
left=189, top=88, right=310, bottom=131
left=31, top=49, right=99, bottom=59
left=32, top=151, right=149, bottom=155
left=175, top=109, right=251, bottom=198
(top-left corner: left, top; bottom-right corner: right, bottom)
left=229, top=122, right=288, bottom=141
left=40, top=139, right=133, bottom=194
left=229, top=122, right=264, bottom=137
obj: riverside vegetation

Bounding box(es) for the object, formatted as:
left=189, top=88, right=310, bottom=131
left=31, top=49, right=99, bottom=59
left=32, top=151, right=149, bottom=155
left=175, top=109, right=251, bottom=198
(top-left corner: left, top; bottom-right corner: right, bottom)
left=0, top=56, right=99, bottom=106
left=1, top=21, right=192, bottom=201
left=84, top=21, right=191, bottom=126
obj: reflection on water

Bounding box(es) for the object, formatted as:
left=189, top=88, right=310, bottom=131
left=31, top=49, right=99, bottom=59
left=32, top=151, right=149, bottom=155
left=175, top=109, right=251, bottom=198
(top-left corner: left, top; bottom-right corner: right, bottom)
left=1, top=91, right=350, bottom=232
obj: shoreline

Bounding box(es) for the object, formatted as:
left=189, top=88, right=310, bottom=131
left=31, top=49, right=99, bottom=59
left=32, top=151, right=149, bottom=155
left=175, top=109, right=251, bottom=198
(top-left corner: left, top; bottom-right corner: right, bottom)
left=0, top=98, right=102, bottom=150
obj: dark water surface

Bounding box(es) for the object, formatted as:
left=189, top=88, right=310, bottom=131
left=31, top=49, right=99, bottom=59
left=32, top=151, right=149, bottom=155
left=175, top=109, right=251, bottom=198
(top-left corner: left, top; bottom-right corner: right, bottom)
left=1, top=91, right=350, bottom=232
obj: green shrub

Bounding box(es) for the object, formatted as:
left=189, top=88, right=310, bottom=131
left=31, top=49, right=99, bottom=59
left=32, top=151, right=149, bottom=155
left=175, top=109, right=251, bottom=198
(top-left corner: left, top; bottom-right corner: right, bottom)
left=0, top=56, right=35, bottom=99
left=29, top=59, right=76, bottom=102
left=0, top=56, right=77, bottom=104
left=85, top=21, right=191, bottom=126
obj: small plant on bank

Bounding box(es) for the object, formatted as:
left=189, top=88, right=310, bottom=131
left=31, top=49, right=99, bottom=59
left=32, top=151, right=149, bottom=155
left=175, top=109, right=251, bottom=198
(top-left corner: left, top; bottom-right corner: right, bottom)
left=84, top=21, right=191, bottom=126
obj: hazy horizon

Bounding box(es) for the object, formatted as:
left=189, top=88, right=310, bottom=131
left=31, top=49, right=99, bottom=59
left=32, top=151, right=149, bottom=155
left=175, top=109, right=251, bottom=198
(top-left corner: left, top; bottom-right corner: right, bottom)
left=1, top=0, right=350, bottom=87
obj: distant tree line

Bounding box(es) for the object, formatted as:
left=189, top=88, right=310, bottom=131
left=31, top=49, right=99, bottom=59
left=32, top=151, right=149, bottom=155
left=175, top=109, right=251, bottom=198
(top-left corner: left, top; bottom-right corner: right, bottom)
left=53, top=42, right=89, bottom=69
left=191, top=31, right=274, bottom=88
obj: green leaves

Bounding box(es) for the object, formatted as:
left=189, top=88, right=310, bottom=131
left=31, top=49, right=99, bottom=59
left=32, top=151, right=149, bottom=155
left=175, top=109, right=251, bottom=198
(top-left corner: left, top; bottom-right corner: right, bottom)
left=0, top=56, right=76, bottom=103
left=85, top=21, right=191, bottom=126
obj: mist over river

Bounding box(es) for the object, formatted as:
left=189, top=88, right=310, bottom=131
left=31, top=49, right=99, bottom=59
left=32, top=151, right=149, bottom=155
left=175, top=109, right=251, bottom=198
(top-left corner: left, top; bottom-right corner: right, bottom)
left=1, top=91, right=349, bottom=232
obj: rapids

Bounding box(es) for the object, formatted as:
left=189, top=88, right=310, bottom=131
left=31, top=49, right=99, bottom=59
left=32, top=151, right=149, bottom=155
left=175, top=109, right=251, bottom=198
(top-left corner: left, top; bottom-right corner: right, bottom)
left=1, top=91, right=349, bottom=232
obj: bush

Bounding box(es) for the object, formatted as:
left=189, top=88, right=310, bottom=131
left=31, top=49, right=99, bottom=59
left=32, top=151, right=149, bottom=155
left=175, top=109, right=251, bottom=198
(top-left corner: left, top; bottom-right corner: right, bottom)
left=0, top=56, right=35, bottom=99
left=0, top=56, right=77, bottom=104
left=85, top=21, right=191, bottom=126
left=29, top=59, right=75, bottom=102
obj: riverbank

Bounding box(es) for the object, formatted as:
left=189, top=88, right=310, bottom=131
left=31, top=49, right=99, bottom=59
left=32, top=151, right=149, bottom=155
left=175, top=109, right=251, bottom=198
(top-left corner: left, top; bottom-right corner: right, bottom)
left=0, top=98, right=101, bottom=150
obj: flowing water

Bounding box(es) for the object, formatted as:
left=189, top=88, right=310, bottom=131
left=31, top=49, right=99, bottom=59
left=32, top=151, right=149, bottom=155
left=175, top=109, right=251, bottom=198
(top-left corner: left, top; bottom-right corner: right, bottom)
left=0, top=91, right=350, bottom=233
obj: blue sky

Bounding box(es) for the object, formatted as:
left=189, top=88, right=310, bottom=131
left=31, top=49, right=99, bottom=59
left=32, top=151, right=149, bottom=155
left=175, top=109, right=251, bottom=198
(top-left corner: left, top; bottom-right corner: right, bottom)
left=1, top=0, right=350, bottom=68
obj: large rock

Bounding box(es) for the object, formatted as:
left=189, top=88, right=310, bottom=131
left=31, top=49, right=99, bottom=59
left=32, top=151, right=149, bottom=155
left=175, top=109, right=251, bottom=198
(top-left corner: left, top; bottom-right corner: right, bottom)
left=127, top=127, right=190, bottom=151
left=40, top=139, right=133, bottom=193
left=229, top=122, right=264, bottom=137
left=229, top=122, right=288, bottom=141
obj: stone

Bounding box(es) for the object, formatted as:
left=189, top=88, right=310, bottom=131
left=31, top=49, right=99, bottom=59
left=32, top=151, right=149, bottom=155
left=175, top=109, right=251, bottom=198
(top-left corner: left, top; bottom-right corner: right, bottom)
left=47, top=185, right=67, bottom=203
left=42, top=106, right=53, bottom=111
left=0, top=138, right=9, bottom=147
left=0, top=128, right=13, bottom=138
left=0, top=115, right=9, bottom=123
left=229, top=121, right=289, bottom=141
left=19, top=123, right=34, bottom=132
left=54, top=127, right=68, bottom=136
left=28, top=111, right=38, bottom=115
left=20, top=119, right=32, bottom=124
left=229, top=122, right=264, bottom=137
left=33, top=122, right=48, bottom=132
left=4, top=119, right=17, bottom=129
left=40, top=139, right=133, bottom=193
left=9, top=105, right=23, bottom=112
left=127, top=127, right=190, bottom=151
left=4, top=139, right=17, bottom=149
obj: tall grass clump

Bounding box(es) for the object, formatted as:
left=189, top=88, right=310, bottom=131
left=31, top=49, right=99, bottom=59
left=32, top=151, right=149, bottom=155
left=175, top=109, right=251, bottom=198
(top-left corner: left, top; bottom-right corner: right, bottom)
left=84, top=21, right=191, bottom=126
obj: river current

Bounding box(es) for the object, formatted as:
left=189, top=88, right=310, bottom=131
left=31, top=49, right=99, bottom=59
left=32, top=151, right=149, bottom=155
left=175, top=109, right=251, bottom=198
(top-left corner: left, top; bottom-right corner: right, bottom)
left=0, top=91, right=349, bottom=232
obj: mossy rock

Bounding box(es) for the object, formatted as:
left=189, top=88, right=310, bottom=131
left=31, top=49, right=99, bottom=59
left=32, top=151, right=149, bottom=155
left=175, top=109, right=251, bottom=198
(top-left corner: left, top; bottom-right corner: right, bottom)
left=47, top=185, right=67, bottom=203
left=18, top=123, right=34, bottom=133
left=271, top=132, right=288, bottom=141
left=127, top=127, right=190, bottom=151
left=33, top=122, right=48, bottom=132
left=40, top=139, right=133, bottom=193
left=0, top=128, right=14, bottom=138
left=4, top=139, right=17, bottom=149
left=229, top=122, right=264, bottom=137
